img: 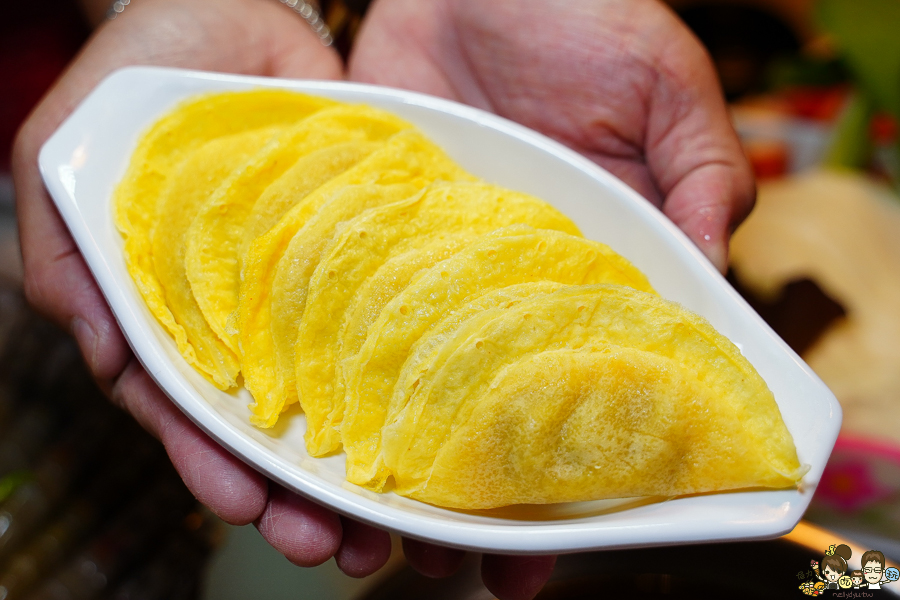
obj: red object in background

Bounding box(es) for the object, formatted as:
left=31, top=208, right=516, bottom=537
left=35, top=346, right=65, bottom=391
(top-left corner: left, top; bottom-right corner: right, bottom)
left=870, top=112, right=898, bottom=145
left=743, top=138, right=789, bottom=180
left=0, top=1, right=89, bottom=172
left=782, top=86, right=849, bottom=122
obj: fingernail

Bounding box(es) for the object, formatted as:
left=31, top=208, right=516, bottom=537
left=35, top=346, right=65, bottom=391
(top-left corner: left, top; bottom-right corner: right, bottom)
left=72, top=317, right=97, bottom=367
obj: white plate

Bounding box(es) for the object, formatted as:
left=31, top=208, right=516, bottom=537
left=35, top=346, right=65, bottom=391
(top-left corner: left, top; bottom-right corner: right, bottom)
left=39, top=66, right=840, bottom=554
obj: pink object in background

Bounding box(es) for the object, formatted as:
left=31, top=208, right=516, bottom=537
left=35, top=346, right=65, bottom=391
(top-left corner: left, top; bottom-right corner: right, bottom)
left=815, top=438, right=898, bottom=513
left=808, top=436, right=900, bottom=546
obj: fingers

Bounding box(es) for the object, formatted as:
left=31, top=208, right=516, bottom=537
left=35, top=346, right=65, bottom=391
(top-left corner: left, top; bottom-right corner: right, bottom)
left=649, top=84, right=755, bottom=272
left=642, top=5, right=756, bottom=272
left=255, top=484, right=342, bottom=567
left=111, top=365, right=381, bottom=572
left=13, top=0, right=345, bottom=390
left=112, top=360, right=269, bottom=525
left=401, top=541, right=554, bottom=599
left=402, top=537, right=466, bottom=578
left=335, top=517, right=392, bottom=577
left=13, top=120, right=133, bottom=389
left=481, top=554, right=557, bottom=600
left=661, top=161, right=755, bottom=273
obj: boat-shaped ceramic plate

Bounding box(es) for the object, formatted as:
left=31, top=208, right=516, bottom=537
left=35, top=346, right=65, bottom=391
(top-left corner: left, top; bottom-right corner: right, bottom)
left=38, top=66, right=840, bottom=554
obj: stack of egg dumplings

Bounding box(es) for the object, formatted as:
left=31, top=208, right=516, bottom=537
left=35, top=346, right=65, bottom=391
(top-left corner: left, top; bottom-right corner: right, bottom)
left=116, top=90, right=802, bottom=509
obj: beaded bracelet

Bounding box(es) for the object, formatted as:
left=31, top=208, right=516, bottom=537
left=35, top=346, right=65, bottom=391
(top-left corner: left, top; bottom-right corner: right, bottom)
left=107, top=0, right=333, bottom=46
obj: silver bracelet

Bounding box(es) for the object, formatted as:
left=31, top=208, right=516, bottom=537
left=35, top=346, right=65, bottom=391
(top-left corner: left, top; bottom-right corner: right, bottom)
left=273, top=0, right=333, bottom=46
left=106, top=0, right=131, bottom=19
left=107, top=0, right=333, bottom=47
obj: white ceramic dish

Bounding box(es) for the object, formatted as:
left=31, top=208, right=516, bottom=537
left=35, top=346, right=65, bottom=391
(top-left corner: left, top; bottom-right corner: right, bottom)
left=39, top=66, right=840, bottom=554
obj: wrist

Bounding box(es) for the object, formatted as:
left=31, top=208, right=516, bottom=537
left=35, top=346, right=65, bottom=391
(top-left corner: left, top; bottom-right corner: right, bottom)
left=269, top=0, right=332, bottom=45
left=105, top=0, right=332, bottom=46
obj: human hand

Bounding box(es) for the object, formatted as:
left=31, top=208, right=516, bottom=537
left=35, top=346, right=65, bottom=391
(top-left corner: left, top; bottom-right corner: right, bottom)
left=348, top=0, right=755, bottom=273
left=347, top=1, right=753, bottom=595
left=16, top=0, right=749, bottom=595
left=13, top=2, right=557, bottom=594
left=11, top=0, right=394, bottom=579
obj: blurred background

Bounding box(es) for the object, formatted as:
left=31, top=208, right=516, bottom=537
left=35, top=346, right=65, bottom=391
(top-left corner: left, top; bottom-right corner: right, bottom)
left=2, top=0, right=900, bottom=598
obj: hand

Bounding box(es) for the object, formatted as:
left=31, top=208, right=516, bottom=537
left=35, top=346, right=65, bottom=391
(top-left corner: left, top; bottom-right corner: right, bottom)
left=16, top=0, right=747, bottom=596
left=348, top=0, right=755, bottom=273
left=10, top=0, right=390, bottom=579
left=348, top=1, right=752, bottom=594
left=12, top=1, right=556, bottom=595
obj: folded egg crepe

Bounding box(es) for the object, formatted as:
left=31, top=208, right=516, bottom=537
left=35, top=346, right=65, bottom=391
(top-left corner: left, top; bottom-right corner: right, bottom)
left=185, top=105, right=411, bottom=355
left=382, top=284, right=804, bottom=502
left=241, top=130, right=473, bottom=427
left=417, top=346, right=800, bottom=508
left=343, top=227, right=655, bottom=489
left=242, top=183, right=419, bottom=425
left=117, top=90, right=804, bottom=512
left=151, top=128, right=280, bottom=389
left=296, top=181, right=582, bottom=455
left=115, top=90, right=333, bottom=362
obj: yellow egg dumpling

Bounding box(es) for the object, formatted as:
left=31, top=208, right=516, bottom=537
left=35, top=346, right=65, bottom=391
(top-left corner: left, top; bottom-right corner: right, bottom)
left=298, top=181, right=581, bottom=456
left=388, top=281, right=568, bottom=430
left=338, top=235, right=477, bottom=387
left=118, top=90, right=802, bottom=511
left=115, top=90, right=333, bottom=385
left=342, top=227, right=655, bottom=489
left=383, top=284, right=803, bottom=499
left=151, top=127, right=280, bottom=389
left=419, top=346, right=796, bottom=509
left=185, top=105, right=412, bottom=357
left=240, top=130, right=473, bottom=427
left=239, top=141, right=382, bottom=259
left=243, top=183, right=419, bottom=427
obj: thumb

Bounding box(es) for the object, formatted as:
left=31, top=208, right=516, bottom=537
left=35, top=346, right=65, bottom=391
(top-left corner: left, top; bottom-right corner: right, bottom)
left=642, top=14, right=755, bottom=273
